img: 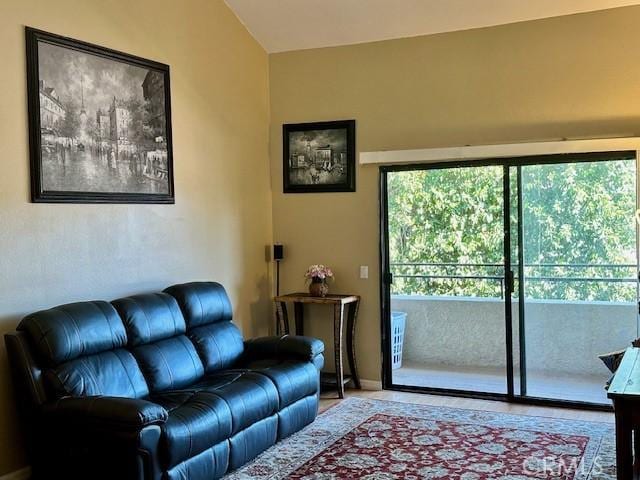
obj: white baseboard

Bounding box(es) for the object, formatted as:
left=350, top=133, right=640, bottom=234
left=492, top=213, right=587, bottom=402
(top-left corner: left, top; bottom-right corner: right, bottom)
left=0, top=467, right=30, bottom=480
left=359, top=378, right=383, bottom=391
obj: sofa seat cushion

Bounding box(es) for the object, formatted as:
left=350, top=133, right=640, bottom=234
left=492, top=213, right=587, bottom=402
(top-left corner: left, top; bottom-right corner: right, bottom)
left=151, top=371, right=279, bottom=467
left=153, top=390, right=232, bottom=468
left=191, top=371, right=280, bottom=434
left=248, top=361, right=319, bottom=408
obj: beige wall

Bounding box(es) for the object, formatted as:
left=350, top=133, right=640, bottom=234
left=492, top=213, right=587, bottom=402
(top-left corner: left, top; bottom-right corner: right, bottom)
left=0, top=0, right=271, bottom=475
left=269, top=6, right=640, bottom=385
left=4, top=1, right=640, bottom=476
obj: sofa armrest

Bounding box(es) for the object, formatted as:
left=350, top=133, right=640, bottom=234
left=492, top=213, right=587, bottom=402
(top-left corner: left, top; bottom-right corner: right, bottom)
left=45, top=396, right=168, bottom=430
left=244, top=335, right=324, bottom=363
left=37, top=397, right=165, bottom=479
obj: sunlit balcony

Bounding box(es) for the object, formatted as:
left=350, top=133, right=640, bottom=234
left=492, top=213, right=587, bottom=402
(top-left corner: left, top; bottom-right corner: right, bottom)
left=388, top=262, right=638, bottom=404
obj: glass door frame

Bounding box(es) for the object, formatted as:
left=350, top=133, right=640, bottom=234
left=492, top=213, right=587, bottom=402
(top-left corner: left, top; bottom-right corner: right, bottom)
left=380, top=150, right=637, bottom=412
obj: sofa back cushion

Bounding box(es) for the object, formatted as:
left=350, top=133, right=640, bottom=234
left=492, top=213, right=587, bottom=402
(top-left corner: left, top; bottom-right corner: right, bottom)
left=164, top=282, right=244, bottom=373
left=164, top=282, right=232, bottom=327
left=18, top=301, right=149, bottom=398
left=19, top=301, right=127, bottom=366
left=112, top=293, right=186, bottom=346
left=49, top=349, right=149, bottom=398
left=112, top=293, right=204, bottom=392
left=188, top=322, right=244, bottom=372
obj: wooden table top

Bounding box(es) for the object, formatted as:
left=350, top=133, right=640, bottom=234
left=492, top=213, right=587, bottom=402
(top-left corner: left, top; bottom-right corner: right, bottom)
left=608, top=347, right=640, bottom=399
left=274, top=292, right=360, bottom=305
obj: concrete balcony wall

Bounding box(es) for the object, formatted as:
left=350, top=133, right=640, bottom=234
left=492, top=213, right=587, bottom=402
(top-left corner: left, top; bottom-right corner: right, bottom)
left=391, top=295, right=637, bottom=377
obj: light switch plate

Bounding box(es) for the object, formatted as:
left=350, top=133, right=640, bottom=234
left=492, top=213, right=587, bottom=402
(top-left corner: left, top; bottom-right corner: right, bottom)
left=360, top=266, right=369, bottom=279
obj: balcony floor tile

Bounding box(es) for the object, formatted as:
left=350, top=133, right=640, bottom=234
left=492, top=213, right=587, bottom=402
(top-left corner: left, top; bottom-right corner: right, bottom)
left=392, top=361, right=608, bottom=404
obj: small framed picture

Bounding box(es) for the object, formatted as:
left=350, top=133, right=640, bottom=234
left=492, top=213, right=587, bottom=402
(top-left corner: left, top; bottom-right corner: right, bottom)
left=283, top=120, right=355, bottom=193
left=26, top=27, right=174, bottom=203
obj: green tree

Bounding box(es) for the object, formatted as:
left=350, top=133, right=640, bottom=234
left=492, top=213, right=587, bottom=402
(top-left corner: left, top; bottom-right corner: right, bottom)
left=388, top=160, right=636, bottom=302
left=520, top=161, right=635, bottom=301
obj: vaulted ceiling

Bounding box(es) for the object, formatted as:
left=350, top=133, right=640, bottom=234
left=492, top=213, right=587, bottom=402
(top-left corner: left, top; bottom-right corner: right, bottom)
left=225, top=0, right=640, bottom=52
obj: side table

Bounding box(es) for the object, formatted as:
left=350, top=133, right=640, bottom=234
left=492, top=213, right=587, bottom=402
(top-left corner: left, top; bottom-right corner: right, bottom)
left=274, top=293, right=360, bottom=398
left=608, top=347, right=640, bottom=479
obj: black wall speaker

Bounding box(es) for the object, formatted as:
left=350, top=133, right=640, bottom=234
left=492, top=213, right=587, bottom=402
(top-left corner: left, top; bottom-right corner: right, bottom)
left=273, top=244, right=284, bottom=261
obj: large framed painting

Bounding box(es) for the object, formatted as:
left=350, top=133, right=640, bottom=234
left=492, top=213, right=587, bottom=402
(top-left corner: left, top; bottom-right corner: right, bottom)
left=25, top=27, right=174, bottom=203
left=283, top=120, right=355, bottom=193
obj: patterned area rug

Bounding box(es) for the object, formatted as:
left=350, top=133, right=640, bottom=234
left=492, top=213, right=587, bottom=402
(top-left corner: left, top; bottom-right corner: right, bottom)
left=227, top=398, right=615, bottom=479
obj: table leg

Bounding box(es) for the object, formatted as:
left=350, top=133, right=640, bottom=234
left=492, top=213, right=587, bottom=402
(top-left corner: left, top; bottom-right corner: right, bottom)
left=294, top=302, right=304, bottom=336
left=333, top=303, right=345, bottom=399
left=615, top=401, right=633, bottom=480
left=346, top=300, right=360, bottom=389
left=635, top=428, right=640, bottom=474
left=275, top=301, right=290, bottom=335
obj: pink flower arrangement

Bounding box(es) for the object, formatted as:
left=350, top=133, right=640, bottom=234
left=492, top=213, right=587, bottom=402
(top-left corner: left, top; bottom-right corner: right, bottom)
left=304, top=264, right=334, bottom=282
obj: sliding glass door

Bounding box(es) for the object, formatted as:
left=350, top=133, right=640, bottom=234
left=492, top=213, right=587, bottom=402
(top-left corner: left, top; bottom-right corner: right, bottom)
left=382, top=152, right=639, bottom=406
left=385, top=164, right=510, bottom=395
left=515, top=159, right=638, bottom=404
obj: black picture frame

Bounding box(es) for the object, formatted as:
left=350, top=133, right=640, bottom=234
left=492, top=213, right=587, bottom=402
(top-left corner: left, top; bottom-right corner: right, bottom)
left=25, top=27, right=175, bottom=203
left=283, top=120, right=356, bottom=193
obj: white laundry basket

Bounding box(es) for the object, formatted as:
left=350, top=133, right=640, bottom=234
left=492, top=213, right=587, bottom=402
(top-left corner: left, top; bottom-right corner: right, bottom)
left=391, top=311, right=407, bottom=369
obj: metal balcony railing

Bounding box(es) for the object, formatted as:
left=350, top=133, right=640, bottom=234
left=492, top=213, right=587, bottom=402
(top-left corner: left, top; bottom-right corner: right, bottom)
left=390, top=262, right=638, bottom=299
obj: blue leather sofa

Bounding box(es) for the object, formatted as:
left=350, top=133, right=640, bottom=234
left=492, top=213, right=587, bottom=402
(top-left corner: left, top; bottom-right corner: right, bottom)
left=4, top=282, right=324, bottom=479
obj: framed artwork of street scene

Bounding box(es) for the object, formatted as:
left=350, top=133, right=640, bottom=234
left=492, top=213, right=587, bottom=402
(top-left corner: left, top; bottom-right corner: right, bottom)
left=26, top=27, right=174, bottom=203
left=283, top=120, right=355, bottom=193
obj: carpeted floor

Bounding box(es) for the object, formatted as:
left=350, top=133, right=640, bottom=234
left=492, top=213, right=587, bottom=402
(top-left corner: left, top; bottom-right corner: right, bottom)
left=227, top=397, right=615, bottom=479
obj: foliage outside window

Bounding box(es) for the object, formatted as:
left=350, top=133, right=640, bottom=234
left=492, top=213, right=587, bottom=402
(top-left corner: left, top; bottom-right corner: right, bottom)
left=388, top=160, right=636, bottom=302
